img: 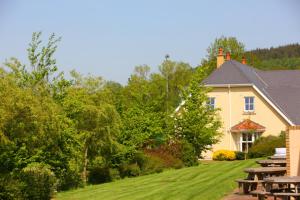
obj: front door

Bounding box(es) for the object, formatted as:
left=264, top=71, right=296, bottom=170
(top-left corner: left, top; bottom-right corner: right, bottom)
left=240, top=132, right=260, bottom=153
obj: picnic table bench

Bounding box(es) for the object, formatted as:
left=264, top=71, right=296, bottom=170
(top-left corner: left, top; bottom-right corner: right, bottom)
left=236, top=179, right=264, bottom=194
left=244, top=167, right=286, bottom=181
left=256, top=159, right=286, bottom=167
left=273, top=192, right=300, bottom=199
left=260, top=176, right=300, bottom=199
left=250, top=190, right=272, bottom=200
left=268, top=155, right=286, bottom=160
left=236, top=167, right=287, bottom=194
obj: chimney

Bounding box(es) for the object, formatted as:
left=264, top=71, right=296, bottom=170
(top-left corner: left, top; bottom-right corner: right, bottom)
left=242, top=56, right=246, bottom=64
left=217, top=47, right=224, bottom=68
left=226, top=52, right=231, bottom=61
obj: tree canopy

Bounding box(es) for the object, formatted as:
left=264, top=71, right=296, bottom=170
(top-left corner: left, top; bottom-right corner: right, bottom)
left=6, top=33, right=296, bottom=199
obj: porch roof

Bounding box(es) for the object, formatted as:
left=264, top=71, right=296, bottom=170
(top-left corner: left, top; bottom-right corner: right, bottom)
left=231, top=119, right=266, bottom=133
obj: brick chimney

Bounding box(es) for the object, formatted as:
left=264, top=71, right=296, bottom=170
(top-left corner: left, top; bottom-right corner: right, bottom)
left=226, top=52, right=231, bottom=61
left=217, top=48, right=224, bottom=68
left=242, top=56, right=246, bottom=64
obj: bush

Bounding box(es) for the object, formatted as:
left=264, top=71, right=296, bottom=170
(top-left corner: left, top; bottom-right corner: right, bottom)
left=248, top=132, right=285, bottom=158
left=0, top=174, right=23, bottom=200
left=119, top=163, right=141, bottom=177
left=212, top=150, right=236, bottom=161
left=88, top=167, right=110, bottom=184
left=179, top=140, right=198, bottom=166
left=132, top=151, right=147, bottom=169
left=140, top=155, right=164, bottom=175
left=20, top=162, right=57, bottom=200
left=144, top=147, right=184, bottom=169
left=56, top=167, right=83, bottom=191
left=235, top=151, right=246, bottom=160
left=88, top=166, right=121, bottom=184
left=109, top=168, right=121, bottom=181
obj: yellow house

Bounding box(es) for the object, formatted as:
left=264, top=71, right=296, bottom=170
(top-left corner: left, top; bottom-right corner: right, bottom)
left=202, top=49, right=300, bottom=159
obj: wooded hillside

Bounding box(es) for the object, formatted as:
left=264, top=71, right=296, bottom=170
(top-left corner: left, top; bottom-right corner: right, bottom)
left=245, top=43, right=300, bottom=70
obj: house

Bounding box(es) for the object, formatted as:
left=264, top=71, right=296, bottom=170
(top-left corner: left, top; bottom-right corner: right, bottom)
left=202, top=48, right=300, bottom=159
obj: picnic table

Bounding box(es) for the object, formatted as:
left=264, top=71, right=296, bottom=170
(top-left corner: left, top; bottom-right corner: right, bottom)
left=262, top=176, right=300, bottom=199
left=268, top=155, right=286, bottom=160
left=256, top=159, right=286, bottom=167
left=244, top=167, right=286, bottom=181
left=264, top=176, right=300, bottom=192
left=237, top=167, right=287, bottom=194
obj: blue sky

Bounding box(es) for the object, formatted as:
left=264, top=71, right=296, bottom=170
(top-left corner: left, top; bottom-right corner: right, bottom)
left=0, top=0, right=299, bottom=84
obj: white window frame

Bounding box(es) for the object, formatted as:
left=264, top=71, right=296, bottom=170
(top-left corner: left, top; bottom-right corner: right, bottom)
left=244, top=96, right=254, bottom=112
left=239, top=132, right=260, bottom=152
left=207, top=97, right=215, bottom=109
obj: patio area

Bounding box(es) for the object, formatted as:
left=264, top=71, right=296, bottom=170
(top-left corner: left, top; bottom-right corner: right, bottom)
left=223, top=189, right=273, bottom=200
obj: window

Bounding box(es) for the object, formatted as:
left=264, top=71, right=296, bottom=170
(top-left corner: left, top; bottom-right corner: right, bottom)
left=207, top=97, right=215, bottom=109
left=240, top=132, right=260, bottom=153
left=244, top=97, right=254, bottom=112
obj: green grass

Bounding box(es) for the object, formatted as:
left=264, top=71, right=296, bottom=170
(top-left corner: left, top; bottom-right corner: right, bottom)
left=57, top=159, right=258, bottom=200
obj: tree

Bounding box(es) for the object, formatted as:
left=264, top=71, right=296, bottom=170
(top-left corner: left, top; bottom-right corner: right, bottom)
left=206, top=36, right=245, bottom=61
left=5, top=32, right=61, bottom=88
left=120, top=60, right=193, bottom=150
left=120, top=66, right=167, bottom=149
left=196, top=36, right=246, bottom=78
left=62, top=74, right=121, bottom=184
left=158, top=60, right=193, bottom=113
left=0, top=72, right=81, bottom=191
left=1, top=32, right=82, bottom=195
left=173, top=67, right=222, bottom=157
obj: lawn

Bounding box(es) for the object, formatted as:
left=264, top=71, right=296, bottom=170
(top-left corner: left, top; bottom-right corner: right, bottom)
left=57, top=159, right=258, bottom=200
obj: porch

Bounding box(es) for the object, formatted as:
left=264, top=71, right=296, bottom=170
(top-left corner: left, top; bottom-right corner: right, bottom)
left=231, top=119, right=266, bottom=153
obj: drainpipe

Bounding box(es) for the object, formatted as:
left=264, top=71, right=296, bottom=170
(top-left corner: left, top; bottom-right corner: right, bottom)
left=228, top=85, right=232, bottom=150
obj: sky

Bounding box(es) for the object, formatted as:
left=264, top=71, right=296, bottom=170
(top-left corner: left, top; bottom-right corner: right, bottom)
left=0, top=0, right=299, bottom=84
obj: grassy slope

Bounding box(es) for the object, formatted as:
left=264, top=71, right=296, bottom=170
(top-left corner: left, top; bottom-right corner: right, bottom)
left=57, top=159, right=257, bottom=200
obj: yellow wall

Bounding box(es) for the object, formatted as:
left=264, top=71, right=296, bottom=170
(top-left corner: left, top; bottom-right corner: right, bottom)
left=287, top=127, right=300, bottom=176
left=203, top=86, right=289, bottom=159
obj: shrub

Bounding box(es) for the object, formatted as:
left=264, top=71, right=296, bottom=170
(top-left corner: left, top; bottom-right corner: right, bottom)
left=179, top=140, right=198, bottom=166
left=144, top=147, right=184, bottom=169
left=119, top=163, right=141, bottom=177
left=56, top=167, right=83, bottom=191
left=143, top=140, right=196, bottom=168
left=132, top=151, right=147, bottom=169
left=212, top=150, right=236, bottom=161
left=109, top=168, right=121, bottom=181
left=0, top=174, right=23, bottom=200
left=127, top=163, right=141, bottom=177
left=20, top=162, right=57, bottom=200
left=140, top=155, right=164, bottom=175
left=88, top=167, right=121, bottom=184
left=248, top=132, right=285, bottom=158
left=234, top=151, right=246, bottom=160
left=88, top=167, right=110, bottom=184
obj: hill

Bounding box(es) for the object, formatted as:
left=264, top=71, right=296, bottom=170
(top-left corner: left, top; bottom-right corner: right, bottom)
left=245, top=43, right=300, bottom=70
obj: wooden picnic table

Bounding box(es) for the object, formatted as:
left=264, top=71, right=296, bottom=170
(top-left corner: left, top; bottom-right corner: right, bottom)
left=237, top=167, right=286, bottom=194
left=256, top=159, right=286, bottom=167
left=264, top=176, right=300, bottom=193
left=244, top=167, right=286, bottom=181
left=268, top=155, right=286, bottom=160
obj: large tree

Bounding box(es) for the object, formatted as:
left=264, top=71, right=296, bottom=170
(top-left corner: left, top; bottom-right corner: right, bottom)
left=206, top=36, right=245, bottom=61
left=173, top=67, right=222, bottom=157
left=63, top=73, right=121, bottom=184
left=197, top=36, right=246, bottom=77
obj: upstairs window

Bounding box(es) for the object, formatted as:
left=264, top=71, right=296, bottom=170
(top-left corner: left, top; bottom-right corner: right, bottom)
left=207, top=97, right=215, bottom=109
left=244, top=97, right=254, bottom=112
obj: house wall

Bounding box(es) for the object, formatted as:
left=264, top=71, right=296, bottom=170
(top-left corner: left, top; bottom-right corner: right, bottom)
left=203, top=86, right=289, bottom=159
left=286, top=126, right=300, bottom=176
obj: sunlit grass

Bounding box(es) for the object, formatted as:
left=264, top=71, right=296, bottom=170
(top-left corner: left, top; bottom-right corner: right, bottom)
left=57, top=159, right=258, bottom=200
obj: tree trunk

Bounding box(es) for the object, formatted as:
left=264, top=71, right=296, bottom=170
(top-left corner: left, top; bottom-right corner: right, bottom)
left=82, top=145, right=88, bottom=184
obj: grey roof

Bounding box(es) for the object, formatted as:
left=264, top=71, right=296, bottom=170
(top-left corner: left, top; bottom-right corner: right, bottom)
left=203, top=60, right=300, bottom=125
